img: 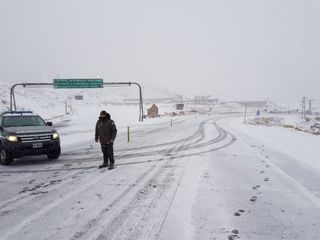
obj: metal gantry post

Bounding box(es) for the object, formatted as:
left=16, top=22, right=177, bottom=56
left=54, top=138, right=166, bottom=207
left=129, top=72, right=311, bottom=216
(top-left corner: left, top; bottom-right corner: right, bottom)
left=103, top=82, right=144, bottom=122
left=10, top=83, right=53, bottom=111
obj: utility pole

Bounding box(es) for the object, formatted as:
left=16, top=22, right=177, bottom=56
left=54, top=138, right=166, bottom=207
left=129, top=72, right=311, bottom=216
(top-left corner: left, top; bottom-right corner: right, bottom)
left=309, top=99, right=312, bottom=115
left=301, top=96, right=306, bottom=119
left=243, top=104, right=247, bottom=124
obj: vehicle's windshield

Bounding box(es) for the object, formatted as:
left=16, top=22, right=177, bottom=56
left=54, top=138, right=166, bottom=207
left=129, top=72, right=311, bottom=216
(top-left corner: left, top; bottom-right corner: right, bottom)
left=3, top=116, right=47, bottom=127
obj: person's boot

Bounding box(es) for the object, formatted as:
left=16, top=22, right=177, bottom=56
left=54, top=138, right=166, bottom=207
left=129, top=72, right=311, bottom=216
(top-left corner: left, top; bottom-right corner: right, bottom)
left=108, top=164, right=114, bottom=170
left=99, top=162, right=108, bottom=168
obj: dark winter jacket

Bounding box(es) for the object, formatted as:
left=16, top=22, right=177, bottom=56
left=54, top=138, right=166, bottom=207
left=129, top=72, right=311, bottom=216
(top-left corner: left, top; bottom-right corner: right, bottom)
left=95, top=118, right=117, bottom=144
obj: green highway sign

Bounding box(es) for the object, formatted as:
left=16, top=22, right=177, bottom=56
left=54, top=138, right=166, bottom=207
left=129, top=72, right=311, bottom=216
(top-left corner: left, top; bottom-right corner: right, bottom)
left=53, top=79, right=103, bottom=89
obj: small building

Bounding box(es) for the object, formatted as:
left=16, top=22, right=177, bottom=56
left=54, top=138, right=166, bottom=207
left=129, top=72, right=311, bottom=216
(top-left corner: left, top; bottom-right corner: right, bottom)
left=75, top=95, right=83, bottom=100
left=176, top=103, right=184, bottom=110
left=147, top=104, right=159, bottom=118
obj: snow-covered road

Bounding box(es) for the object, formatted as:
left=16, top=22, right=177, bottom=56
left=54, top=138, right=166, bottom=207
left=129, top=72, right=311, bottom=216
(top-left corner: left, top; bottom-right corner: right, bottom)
left=1, top=114, right=320, bottom=240
left=193, top=117, right=320, bottom=240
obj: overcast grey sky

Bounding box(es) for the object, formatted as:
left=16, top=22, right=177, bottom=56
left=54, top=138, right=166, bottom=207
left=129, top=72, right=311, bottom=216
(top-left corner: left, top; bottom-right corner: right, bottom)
left=0, top=0, right=319, bottom=101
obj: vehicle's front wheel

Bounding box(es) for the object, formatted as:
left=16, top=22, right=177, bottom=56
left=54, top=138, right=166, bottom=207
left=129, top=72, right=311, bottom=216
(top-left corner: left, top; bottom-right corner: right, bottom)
left=0, top=148, right=14, bottom=165
left=47, top=146, right=61, bottom=160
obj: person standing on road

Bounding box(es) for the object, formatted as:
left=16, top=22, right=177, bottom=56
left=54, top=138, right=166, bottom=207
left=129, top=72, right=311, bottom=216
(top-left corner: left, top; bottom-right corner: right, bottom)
left=95, top=110, right=117, bottom=169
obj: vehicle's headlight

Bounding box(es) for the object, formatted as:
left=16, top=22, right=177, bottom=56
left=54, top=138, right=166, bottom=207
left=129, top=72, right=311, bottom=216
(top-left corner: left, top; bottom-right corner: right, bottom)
left=6, top=135, right=18, bottom=142
left=52, top=133, right=59, bottom=139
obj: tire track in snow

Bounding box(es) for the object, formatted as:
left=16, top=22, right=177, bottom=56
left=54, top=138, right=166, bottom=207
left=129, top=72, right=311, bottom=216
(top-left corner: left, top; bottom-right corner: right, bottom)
left=1, top=163, right=158, bottom=240
left=67, top=136, right=192, bottom=240
left=66, top=118, right=236, bottom=240
left=0, top=117, right=200, bottom=240
left=0, top=167, right=95, bottom=213
left=0, top=118, right=218, bottom=174
left=64, top=124, right=196, bottom=240
left=0, top=116, right=237, bottom=240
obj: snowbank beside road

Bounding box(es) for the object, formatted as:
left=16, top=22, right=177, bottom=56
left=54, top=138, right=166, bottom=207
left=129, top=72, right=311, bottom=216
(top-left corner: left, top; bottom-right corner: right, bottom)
left=248, top=114, right=320, bottom=135
left=228, top=115, right=320, bottom=172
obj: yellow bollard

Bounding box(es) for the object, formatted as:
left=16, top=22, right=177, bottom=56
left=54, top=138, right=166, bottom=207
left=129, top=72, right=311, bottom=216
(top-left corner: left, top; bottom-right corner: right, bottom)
left=127, top=126, right=130, bottom=142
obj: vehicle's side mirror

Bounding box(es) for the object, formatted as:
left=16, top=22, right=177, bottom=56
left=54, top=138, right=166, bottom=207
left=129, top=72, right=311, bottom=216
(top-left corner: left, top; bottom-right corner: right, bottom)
left=47, top=122, right=53, bottom=126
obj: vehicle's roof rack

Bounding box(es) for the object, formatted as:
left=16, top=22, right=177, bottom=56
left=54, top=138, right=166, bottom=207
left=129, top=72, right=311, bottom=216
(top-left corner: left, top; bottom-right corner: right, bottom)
left=1, top=111, right=34, bottom=116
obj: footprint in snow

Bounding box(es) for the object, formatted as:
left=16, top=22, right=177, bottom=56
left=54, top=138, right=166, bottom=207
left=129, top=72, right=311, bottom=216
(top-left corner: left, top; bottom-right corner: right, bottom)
left=228, top=233, right=240, bottom=240
left=234, top=209, right=245, bottom=216
left=228, top=229, right=240, bottom=240
left=250, top=196, right=258, bottom=202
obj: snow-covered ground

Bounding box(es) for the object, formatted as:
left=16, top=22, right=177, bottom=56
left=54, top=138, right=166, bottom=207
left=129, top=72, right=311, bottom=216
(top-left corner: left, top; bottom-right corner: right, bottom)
left=1, top=86, right=320, bottom=239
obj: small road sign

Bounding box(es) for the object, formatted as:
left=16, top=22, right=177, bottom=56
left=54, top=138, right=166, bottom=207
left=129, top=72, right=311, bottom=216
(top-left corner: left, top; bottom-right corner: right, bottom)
left=75, top=95, right=84, bottom=100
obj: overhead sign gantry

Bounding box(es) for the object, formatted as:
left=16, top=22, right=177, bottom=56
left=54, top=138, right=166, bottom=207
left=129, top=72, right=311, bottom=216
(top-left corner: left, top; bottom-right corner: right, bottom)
left=9, top=79, right=144, bottom=121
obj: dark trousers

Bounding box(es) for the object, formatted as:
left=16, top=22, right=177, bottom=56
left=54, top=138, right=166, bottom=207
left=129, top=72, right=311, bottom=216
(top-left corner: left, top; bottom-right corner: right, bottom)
left=101, top=143, right=114, bottom=165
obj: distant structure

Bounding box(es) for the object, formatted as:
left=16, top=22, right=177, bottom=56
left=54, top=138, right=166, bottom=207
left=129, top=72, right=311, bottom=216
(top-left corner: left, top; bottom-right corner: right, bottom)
left=147, top=104, right=159, bottom=118
left=176, top=103, right=184, bottom=110
left=193, top=95, right=218, bottom=104
left=124, top=97, right=182, bottom=104
left=237, top=101, right=267, bottom=108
